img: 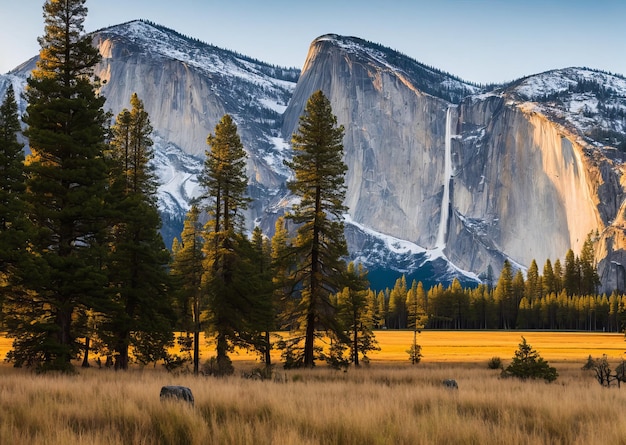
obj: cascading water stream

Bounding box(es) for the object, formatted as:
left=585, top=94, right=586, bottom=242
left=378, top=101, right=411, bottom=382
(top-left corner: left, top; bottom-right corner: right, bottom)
left=435, top=106, right=453, bottom=249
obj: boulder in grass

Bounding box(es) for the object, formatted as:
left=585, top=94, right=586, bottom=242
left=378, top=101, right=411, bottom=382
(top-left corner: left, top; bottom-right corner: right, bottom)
left=160, top=386, right=194, bottom=405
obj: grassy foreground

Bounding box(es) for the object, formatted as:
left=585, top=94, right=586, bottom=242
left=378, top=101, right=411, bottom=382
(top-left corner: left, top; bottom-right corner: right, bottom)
left=1, top=331, right=625, bottom=445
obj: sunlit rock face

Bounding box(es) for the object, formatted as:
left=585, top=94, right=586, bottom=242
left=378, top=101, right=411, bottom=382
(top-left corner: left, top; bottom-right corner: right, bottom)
left=450, top=95, right=615, bottom=276
left=283, top=35, right=455, bottom=247
left=283, top=35, right=626, bottom=288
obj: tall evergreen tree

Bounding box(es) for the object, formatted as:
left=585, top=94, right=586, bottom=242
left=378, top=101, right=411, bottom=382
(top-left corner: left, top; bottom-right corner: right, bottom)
left=564, top=249, right=579, bottom=296
left=553, top=258, right=563, bottom=293
left=580, top=233, right=600, bottom=295
left=200, top=114, right=252, bottom=375
left=272, top=216, right=296, bottom=329
left=103, top=93, right=172, bottom=370
left=388, top=275, right=408, bottom=329
left=170, top=204, right=205, bottom=374
left=525, top=259, right=540, bottom=302
left=0, top=84, right=26, bottom=292
left=406, top=280, right=427, bottom=332
left=10, top=0, right=109, bottom=371
left=406, top=280, right=427, bottom=363
left=250, top=226, right=275, bottom=367
left=283, top=90, right=348, bottom=367
left=542, top=259, right=556, bottom=296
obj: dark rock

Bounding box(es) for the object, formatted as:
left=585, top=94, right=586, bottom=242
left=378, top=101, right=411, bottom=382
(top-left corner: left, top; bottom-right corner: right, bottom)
left=443, top=379, right=458, bottom=389
left=160, top=385, right=194, bottom=405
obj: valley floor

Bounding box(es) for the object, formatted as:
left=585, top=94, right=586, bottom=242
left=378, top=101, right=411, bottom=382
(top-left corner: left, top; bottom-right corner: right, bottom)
left=1, top=331, right=625, bottom=444
left=1, top=360, right=625, bottom=445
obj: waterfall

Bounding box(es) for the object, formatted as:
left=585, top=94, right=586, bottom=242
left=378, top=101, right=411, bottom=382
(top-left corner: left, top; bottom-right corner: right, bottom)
left=436, top=106, right=453, bottom=249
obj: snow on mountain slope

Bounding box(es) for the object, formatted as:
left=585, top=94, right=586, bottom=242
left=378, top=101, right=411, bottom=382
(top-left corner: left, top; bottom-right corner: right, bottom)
left=91, top=20, right=301, bottom=245
left=96, top=20, right=297, bottom=124
left=507, top=67, right=626, bottom=148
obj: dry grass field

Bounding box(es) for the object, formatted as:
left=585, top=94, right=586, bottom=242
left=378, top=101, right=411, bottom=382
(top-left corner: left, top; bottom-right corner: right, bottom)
left=1, top=331, right=625, bottom=445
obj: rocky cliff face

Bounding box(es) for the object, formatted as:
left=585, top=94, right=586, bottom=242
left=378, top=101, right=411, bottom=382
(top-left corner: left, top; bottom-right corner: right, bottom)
left=450, top=94, right=615, bottom=276
left=282, top=35, right=478, bottom=249
left=3, top=23, right=626, bottom=290
left=283, top=35, right=626, bottom=289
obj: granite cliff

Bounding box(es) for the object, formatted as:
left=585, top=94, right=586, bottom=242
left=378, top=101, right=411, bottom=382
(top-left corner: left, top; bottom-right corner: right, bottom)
left=282, top=35, right=626, bottom=289
left=2, top=22, right=626, bottom=290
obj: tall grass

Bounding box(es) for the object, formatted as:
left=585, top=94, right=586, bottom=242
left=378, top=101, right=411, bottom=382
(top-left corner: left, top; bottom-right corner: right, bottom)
left=1, top=362, right=625, bottom=445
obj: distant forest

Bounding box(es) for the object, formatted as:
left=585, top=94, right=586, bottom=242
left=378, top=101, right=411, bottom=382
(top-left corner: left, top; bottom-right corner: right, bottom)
left=372, top=234, right=625, bottom=333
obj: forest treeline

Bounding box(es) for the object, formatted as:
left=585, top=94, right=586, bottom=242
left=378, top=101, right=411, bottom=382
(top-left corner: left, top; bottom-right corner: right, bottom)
left=375, top=241, right=626, bottom=332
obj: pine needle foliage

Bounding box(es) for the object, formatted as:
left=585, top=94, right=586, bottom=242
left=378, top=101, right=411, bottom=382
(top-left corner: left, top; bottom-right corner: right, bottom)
left=0, top=85, right=27, bottom=293
left=336, top=262, right=379, bottom=366
left=170, top=204, right=205, bottom=374
left=103, top=93, right=172, bottom=370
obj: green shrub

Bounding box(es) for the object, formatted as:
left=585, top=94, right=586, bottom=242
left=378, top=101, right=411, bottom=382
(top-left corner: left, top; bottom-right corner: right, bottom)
left=487, top=356, right=502, bottom=370
left=501, top=337, right=558, bottom=382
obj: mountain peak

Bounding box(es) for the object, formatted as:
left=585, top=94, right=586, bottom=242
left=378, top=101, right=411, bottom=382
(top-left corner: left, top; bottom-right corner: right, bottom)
left=308, top=33, right=480, bottom=103
left=94, top=19, right=299, bottom=85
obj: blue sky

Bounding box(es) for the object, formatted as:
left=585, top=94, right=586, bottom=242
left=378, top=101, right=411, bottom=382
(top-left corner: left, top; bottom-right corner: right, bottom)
left=1, top=0, right=625, bottom=84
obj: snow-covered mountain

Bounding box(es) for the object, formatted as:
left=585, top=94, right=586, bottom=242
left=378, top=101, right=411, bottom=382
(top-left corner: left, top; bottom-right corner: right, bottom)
left=2, top=20, right=626, bottom=291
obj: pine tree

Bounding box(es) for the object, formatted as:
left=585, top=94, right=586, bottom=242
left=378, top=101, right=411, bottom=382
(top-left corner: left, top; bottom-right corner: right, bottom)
left=542, top=259, right=556, bottom=296
left=200, top=114, right=251, bottom=375
left=501, top=337, right=558, bottom=382
left=0, top=84, right=26, bottom=291
left=564, top=249, right=579, bottom=296
left=580, top=233, right=600, bottom=295
left=449, top=278, right=468, bottom=329
left=406, top=280, right=427, bottom=331
left=250, top=226, right=275, bottom=367
left=494, top=260, right=514, bottom=329
left=388, top=275, right=408, bottom=329
left=10, top=0, right=110, bottom=371
left=376, top=290, right=387, bottom=328
left=272, top=217, right=296, bottom=329
left=525, top=259, right=540, bottom=301
left=283, top=90, right=348, bottom=367
left=170, top=204, right=205, bottom=374
left=336, top=262, right=378, bottom=366
left=553, top=259, right=563, bottom=293
left=406, top=280, right=426, bottom=363
left=512, top=269, right=525, bottom=326
left=103, top=93, right=172, bottom=370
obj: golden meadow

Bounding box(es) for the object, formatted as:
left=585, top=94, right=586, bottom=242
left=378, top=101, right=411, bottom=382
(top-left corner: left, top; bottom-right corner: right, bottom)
left=1, top=330, right=625, bottom=445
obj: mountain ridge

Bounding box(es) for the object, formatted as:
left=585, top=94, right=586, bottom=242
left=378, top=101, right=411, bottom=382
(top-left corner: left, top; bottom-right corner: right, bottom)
left=2, top=19, right=626, bottom=290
